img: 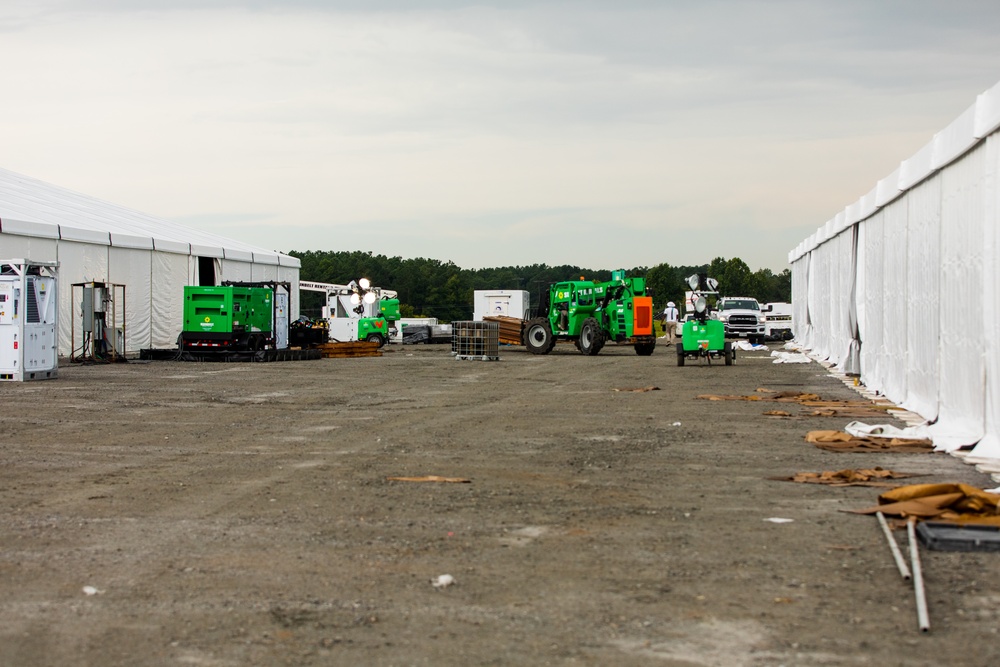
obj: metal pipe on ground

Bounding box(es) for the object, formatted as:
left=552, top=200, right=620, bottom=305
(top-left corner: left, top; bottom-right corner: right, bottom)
left=907, top=518, right=931, bottom=633
left=876, top=511, right=911, bottom=580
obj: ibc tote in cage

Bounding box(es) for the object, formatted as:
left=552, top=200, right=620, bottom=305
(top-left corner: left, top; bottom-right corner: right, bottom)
left=451, top=320, right=500, bottom=361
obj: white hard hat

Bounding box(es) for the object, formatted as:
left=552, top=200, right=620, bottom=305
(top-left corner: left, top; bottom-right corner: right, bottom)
left=667, top=302, right=675, bottom=308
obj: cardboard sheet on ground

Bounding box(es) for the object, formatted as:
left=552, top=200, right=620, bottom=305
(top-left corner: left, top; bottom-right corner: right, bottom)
left=771, top=468, right=922, bottom=487
left=805, top=430, right=934, bottom=453
left=851, top=483, right=1000, bottom=525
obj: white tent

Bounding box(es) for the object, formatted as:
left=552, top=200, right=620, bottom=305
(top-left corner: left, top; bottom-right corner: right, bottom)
left=0, top=167, right=300, bottom=356
left=788, top=78, right=1000, bottom=477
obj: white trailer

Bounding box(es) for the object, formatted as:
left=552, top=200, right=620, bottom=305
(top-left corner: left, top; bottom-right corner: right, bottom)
left=0, top=259, right=59, bottom=381
left=763, top=302, right=794, bottom=340
left=473, top=290, right=530, bottom=321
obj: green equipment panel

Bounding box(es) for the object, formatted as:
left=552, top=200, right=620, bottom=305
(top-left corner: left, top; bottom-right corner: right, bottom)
left=183, top=286, right=273, bottom=334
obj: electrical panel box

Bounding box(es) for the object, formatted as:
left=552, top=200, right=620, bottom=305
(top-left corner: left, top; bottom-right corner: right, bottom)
left=0, top=259, right=59, bottom=382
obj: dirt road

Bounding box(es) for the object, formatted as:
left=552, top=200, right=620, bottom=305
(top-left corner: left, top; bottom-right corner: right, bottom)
left=1, top=342, right=997, bottom=666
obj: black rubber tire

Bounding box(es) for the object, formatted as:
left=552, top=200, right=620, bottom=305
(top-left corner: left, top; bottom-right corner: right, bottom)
left=578, top=317, right=605, bottom=356
left=724, top=342, right=733, bottom=366
left=676, top=345, right=685, bottom=366
left=365, top=333, right=385, bottom=347
left=524, top=317, right=556, bottom=355
left=634, top=340, right=656, bottom=356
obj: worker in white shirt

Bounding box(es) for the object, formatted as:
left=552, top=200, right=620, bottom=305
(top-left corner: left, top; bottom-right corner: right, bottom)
left=662, top=301, right=679, bottom=344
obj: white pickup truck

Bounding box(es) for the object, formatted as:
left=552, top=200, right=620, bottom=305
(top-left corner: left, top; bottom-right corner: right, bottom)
left=716, top=297, right=765, bottom=343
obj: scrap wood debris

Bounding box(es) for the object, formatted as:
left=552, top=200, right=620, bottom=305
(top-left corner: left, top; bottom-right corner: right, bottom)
left=850, top=483, right=1000, bottom=525
left=697, top=387, right=896, bottom=417
left=764, top=410, right=792, bottom=417
left=805, top=430, right=934, bottom=453
left=386, top=476, right=472, bottom=483
left=771, top=467, right=922, bottom=487
left=613, top=386, right=660, bottom=393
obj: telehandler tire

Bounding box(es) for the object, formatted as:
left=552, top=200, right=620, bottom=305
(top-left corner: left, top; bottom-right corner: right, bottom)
left=524, top=317, right=556, bottom=355
left=579, top=318, right=605, bottom=356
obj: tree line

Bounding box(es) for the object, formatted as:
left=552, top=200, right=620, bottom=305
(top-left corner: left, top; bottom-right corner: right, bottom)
left=289, top=250, right=791, bottom=322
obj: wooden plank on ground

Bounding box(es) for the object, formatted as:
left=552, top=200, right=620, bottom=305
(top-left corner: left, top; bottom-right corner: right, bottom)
left=318, top=341, right=383, bottom=358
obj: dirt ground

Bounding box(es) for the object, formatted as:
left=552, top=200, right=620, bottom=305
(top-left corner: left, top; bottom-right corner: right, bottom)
left=1, top=340, right=998, bottom=667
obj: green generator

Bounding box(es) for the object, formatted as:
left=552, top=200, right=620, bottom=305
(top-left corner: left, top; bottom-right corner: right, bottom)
left=181, top=285, right=274, bottom=351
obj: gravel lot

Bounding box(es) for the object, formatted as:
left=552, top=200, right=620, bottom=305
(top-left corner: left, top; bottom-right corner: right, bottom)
left=1, top=341, right=998, bottom=666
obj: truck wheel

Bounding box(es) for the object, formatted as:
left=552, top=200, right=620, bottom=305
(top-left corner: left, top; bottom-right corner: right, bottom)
left=523, top=317, right=556, bottom=355
left=724, top=342, right=733, bottom=366
left=676, top=345, right=685, bottom=366
left=634, top=340, right=656, bottom=356
left=579, top=317, right=604, bottom=356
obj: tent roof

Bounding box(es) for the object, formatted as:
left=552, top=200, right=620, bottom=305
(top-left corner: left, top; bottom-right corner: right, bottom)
left=0, top=167, right=299, bottom=268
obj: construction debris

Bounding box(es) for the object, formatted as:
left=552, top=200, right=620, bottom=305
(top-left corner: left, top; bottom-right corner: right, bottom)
left=851, top=483, right=1000, bottom=525
left=613, top=386, right=660, bottom=393
left=805, top=430, right=934, bottom=453
left=772, top=468, right=921, bottom=487
left=318, top=341, right=382, bottom=358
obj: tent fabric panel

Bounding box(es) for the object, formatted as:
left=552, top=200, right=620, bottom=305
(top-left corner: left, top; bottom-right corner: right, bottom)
left=191, top=244, right=225, bottom=259
left=901, top=174, right=942, bottom=422
left=859, top=212, right=886, bottom=395
left=153, top=238, right=191, bottom=255
left=224, top=248, right=254, bottom=263
left=151, top=251, right=188, bottom=349
left=278, top=254, right=301, bottom=268
left=250, top=262, right=279, bottom=282
left=59, top=225, right=111, bottom=245
left=975, top=79, right=1000, bottom=138
left=252, top=252, right=280, bottom=266
left=56, top=241, right=110, bottom=357
left=221, top=259, right=253, bottom=283
left=933, top=104, right=978, bottom=171
left=875, top=166, right=903, bottom=208
left=109, top=246, right=153, bottom=352
left=0, top=217, right=60, bottom=238
left=970, top=133, right=1000, bottom=461
left=880, top=197, right=909, bottom=405
left=930, top=142, right=987, bottom=450
left=900, top=139, right=936, bottom=191
left=110, top=233, right=155, bottom=250
left=0, top=232, right=58, bottom=262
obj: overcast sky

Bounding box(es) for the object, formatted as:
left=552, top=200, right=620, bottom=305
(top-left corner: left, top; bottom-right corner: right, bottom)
left=3, top=0, right=999, bottom=272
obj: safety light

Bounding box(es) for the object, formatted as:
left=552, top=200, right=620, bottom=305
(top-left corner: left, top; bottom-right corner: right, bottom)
left=363, top=291, right=377, bottom=304
left=358, top=278, right=371, bottom=290
left=694, top=296, right=707, bottom=314
left=687, top=274, right=700, bottom=290
left=350, top=293, right=361, bottom=305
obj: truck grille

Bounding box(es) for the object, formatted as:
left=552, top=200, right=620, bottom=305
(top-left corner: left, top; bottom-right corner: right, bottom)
left=728, top=315, right=758, bottom=326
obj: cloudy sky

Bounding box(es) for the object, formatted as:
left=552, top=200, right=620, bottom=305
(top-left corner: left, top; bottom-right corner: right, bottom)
left=2, top=0, right=1000, bottom=271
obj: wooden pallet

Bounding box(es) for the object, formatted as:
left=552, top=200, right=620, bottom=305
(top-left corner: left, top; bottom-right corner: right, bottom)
left=318, top=341, right=383, bottom=358
left=483, top=316, right=525, bottom=345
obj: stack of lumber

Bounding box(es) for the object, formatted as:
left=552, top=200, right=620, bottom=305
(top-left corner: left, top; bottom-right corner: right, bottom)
left=483, top=316, right=526, bottom=345
left=317, top=341, right=382, bottom=358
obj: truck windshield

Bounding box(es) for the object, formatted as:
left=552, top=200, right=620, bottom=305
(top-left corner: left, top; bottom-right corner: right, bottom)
left=721, top=300, right=759, bottom=310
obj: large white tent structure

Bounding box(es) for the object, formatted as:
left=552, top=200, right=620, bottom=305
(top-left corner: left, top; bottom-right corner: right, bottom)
left=789, top=78, right=1000, bottom=478
left=0, top=167, right=300, bottom=356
